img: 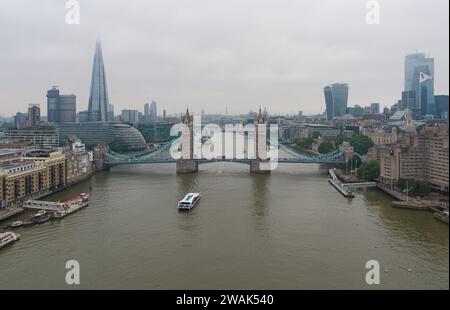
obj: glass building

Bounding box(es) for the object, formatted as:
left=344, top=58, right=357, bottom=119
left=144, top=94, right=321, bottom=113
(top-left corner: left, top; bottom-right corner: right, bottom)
left=404, top=53, right=435, bottom=116
left=88, top=41, right=110, bottom=122
left=137, top=122, right=174, bottom=143
left=323, top=83, right=349, bottom=120
left=46, top=86, right=76, bottom=124
left=57, top=122, right=146, bottom=152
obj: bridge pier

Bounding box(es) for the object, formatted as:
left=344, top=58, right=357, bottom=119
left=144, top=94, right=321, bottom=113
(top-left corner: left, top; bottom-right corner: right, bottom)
left=250, top=160, right=271, bottom=174
left=176, top=159, right=198, bottom=174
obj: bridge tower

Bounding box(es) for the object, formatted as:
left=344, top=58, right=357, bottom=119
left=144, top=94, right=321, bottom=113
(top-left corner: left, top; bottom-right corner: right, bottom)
left=250, top=108, right=271, bottom=174
left=176, top=108, right=198, bottom=173
left=342, top=141, right=354, bottom=162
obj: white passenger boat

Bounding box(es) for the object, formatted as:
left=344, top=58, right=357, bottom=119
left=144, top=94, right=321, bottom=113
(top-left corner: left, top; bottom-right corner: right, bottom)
left=177, top=193, right=201, bottom=210
left=0, top=231, right=20, bottom=249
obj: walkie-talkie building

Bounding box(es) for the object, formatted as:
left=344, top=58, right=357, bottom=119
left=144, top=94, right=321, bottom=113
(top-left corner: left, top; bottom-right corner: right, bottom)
left=323, top=83, right=349, bottom=120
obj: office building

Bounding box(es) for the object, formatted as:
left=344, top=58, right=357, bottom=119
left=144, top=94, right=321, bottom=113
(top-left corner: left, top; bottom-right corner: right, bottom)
left=121, top=109, right=139, bottom=124
left=370, top=103, right=380, bottom=115
left=324, top=83, right=349, bottom=120
left=435, top=95, right=449, bottom=120
left=137, top=122, right=175, bottom=143
left=1, top=127, right=59, bottom=148
left=150, top=101, right=157, bottom=121
left=27, top=104, right=40, bottom=128
left=46, top=86, right=76, bottom=124
left=57, top=122, right=146, bottom=152
left=404, top=53, right=435, bottom=116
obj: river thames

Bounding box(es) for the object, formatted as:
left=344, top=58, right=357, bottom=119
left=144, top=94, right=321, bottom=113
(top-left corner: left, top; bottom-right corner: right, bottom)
left=0, top=163, right=448, bottom=289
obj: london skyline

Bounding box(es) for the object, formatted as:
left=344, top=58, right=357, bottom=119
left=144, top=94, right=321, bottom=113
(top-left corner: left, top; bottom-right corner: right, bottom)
left=0, top=0, right=448, bottom=116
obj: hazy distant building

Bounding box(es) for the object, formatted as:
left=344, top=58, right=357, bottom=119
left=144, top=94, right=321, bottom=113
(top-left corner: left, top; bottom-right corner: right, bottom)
left=78, top=111, right=90, bottom=123
left=107, top=104, right=114, bottom=122
left=88, top=41, right=111, bottom=122
left=370, top=103, right=380, bottom=115
left=149, top=101, right=157, bottom=121
left=401, top=91, right=417, bottom=111
left=144, top=102, right=150, bottom=122
left=404, top=53, right=435, bottom=116
left=1, top=127, right=59, bottom=148
left=27, top=104, right=40, bottom=128
left=324, top=83, right=349, bottom=120
left=46, top=86, right=76, bottom=124
left=14, top=112, right=28, bottom=129
left=121, top=109, right=139, bottom=124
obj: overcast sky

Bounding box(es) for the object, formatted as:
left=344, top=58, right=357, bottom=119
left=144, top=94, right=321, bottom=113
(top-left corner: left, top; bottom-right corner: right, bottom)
left=0, top=0, right=448, bottom=117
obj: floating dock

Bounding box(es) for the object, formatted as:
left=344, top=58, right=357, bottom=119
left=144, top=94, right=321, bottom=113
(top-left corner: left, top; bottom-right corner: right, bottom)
left=328, top=169, right=354, bottom=198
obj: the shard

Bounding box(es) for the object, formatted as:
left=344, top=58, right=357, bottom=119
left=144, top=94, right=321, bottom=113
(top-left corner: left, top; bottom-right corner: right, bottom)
left=88, top=40, right=110, bottom=122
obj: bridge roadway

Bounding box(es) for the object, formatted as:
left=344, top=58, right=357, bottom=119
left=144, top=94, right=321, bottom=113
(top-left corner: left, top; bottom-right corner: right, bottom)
left=105, top=158, right=346, bottom=165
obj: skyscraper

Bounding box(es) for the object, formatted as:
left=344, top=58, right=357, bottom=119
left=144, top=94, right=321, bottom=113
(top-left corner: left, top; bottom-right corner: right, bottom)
left=144, top=102, right=150, bottom=122
left=323, top=83, right=349, bottom=120
left=370, top=103, right=380, bottom=114
left=27, top=104, right=40, bottom=128
left=88, top=40, right=110, bottom=122
left=435, top=95, right=449, bottom=120
left=404, top=53, right=435, bottom=116
left=47, top=86, right=60, bottom=123
left=59, top=95, right=76, bottom=123
left=150, top=101, right=157, bottom=121
left=46, top=86, right=76, bottom=124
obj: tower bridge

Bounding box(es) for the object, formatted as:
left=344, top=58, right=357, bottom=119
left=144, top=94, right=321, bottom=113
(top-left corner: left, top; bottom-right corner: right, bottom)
left=105, top=109, right=361, bottom=173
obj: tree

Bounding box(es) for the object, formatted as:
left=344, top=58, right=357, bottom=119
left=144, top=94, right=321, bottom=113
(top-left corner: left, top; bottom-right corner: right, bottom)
left=335, top=134, right=349, bottom=146
left=312, top=131, right=321, bottom=139
left=395, top=179, right=432, bottom=197
left=295, top=137, right=313, bottom=148
left=358, top=160, right=380, bottom=181
left=318, top=140, right=335, bottom=154
left=350, top=135, right=374, bottom=155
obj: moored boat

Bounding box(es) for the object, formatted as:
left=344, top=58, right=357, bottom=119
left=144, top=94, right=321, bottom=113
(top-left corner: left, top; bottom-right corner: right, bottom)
left=0, top=231, right=20, bottom=249
left=5, top=221, right=24, bottom=229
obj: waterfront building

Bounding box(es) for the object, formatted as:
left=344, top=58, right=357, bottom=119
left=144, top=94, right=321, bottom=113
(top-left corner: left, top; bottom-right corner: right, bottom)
left=0, top=160, right=46, bottom=206
left=0, top=150, right=66, bottom=206
left=324, top=83, right=349, bottom=120
left=88, top=41, right=110, bottom=122
left=137, top=122, right=175, bottom=143
left=370, top=123, right=449, bottom=193
left=46, top=86, right=76, bottom=124
left=0, top=126, right=59, bottom=148
left=23, top=150, right=66, bottom=192
left=64, top=137, right=93, bottom=185
left=57, top=122, right=146, bottom=152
